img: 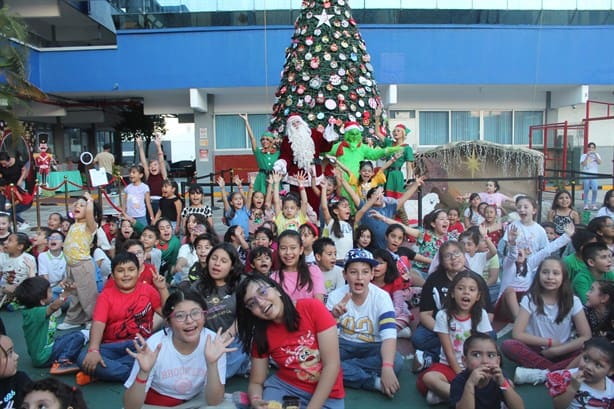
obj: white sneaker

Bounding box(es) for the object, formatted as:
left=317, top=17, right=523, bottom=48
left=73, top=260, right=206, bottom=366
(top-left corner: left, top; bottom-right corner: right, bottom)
left=80, top=329, right=90, bottom=344
left=514, top=367, right=549, bottom=385
left=57, top=322, right=82, bottom=331
left=397, top=327, right=412, bottom=339
left=17, top=222, right=31, bottom=232
left=426, top=390, right=445, bottom=405
left=51, top=309, right=62, bottom=319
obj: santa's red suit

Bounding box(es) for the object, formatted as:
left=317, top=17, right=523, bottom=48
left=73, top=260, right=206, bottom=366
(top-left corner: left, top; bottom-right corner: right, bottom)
left=274, top=114, right=338, bottom=213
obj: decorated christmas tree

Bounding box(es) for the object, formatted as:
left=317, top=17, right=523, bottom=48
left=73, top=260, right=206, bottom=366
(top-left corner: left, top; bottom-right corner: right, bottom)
left=269, top=0, right=388, bottom=140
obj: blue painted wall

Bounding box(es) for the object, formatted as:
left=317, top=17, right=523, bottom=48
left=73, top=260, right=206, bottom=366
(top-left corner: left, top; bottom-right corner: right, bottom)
left=31, top=24, right=614, bottom=93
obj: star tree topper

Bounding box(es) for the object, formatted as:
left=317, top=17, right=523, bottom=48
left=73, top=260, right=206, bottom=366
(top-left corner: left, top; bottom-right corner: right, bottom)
left=314, top=10, right=332, bottom=27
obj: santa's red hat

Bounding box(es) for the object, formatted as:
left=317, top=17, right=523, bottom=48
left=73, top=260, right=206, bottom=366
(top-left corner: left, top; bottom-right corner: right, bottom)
left=287, top=113, right=302, bottom=122
left=344, top=121, right=361, bottom=133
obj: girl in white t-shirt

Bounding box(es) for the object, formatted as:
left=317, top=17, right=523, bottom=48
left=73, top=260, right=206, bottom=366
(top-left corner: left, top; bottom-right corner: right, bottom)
left=418, top=270, right=493, bottom=405
left=547, top=337, right=614, bottom=409
left=320, top=193, right=353, bottom=263
left=501, top=257, right=591, bottom=375
left=123, top=288, right=232, bottom=409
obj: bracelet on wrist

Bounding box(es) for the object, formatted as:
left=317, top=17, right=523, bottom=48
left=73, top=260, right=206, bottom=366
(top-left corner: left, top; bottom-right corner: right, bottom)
left=87, top=348, right=99, bottom=353
left=135, top=375, right=148, bottom=384
left=547, top=338, right=553, bottom=348
left=250, top=395, right=261, bottom=403
left=382, top=362, right=394, bottom=368
left=499, top=378, right=511, bottom=390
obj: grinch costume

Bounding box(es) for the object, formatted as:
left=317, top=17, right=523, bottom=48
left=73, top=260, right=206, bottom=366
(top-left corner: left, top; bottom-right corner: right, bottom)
left=329, top=122, right=401, bottom=181
left=384, top=125, right=414, bottom=198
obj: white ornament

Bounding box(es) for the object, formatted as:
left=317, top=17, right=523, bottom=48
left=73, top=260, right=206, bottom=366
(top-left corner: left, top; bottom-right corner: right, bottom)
left=315, top=10, right=333, bottom=28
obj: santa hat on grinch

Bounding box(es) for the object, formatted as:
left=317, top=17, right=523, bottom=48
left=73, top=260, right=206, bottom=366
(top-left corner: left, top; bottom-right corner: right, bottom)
left=343, top=121, right=362, bottom=133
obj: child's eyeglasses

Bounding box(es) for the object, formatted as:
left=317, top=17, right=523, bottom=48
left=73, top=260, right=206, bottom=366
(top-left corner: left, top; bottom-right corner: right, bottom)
left=48, top=235, right=63, bottom=241
left=244, top=286, right=272, bottom=311
left=169, top=308, right=206, bottom=322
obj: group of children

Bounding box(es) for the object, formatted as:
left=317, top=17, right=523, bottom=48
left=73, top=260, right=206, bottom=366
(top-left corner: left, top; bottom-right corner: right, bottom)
left=0, top=145, right=613, bottom=409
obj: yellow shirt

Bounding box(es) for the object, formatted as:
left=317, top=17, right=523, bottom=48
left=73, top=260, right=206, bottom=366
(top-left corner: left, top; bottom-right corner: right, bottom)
left=349, top=170, right=387, bottom=201
left=275, top=212, right=308, bottom=234
left=64, top=221, right=94, bottom=264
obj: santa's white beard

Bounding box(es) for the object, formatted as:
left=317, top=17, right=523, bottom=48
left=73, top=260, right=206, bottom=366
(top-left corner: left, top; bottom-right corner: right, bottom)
left=287, top=123, right=315, bottom=172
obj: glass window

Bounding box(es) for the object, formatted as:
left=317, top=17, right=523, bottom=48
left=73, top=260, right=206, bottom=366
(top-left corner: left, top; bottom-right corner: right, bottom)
left=514, top=111, right=543, bottom=144
left=419, top=111, right=449, bottom=145
left=215, top=115, right=247, bottom=150
left=483, top=111, right=512, bottom=144
left=215, top=114, right=270, bottom=150
left=451, top=111, right=480, bottom=142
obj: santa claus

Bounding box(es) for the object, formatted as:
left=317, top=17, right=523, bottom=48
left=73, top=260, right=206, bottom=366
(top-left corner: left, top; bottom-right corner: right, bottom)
left=274, top=114, right=339, bottom=212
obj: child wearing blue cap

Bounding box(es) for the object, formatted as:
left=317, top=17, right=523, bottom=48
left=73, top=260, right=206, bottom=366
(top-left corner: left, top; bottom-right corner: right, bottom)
left=326, top=248, right=403, bottom=398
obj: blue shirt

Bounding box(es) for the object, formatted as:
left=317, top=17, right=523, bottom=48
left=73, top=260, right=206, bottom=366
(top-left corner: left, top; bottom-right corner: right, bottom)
left=226, top=206, right=250, bottom=240
left=358, top=197, right=398, bottom=249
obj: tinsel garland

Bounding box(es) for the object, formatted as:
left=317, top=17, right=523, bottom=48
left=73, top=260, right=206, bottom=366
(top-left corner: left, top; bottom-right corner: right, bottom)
left=417, top=140, right=544, bottom=177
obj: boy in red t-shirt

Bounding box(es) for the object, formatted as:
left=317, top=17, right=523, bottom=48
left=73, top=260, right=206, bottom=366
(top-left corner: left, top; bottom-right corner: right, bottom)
left=75, top=252, right=168, bottom=385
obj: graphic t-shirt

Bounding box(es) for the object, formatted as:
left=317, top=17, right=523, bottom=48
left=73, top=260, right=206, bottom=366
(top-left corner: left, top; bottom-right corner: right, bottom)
left=433, top=309, right=492, bottom=367
left=93, top=282, right=161, bottom=343
left=253, top=299, right=344, bottom=399
left=21, top=306, right=56, bottom=366
left=0, top=371, right=31, bottom=409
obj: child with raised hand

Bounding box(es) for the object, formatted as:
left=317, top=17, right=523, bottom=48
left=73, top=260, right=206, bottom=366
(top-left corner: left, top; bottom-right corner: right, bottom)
left=449, top=333, right=525, bottom=409
left=76, top=252, right=167, bottom=385
left=14, top=276, right=85, bottom=374
left=137, top=134, right=168, bottom=218
left=482, top=204, right=503, bottom=247
left=597, top=188, right=614, bottom=219
left=497, top=222, right=575, bottom=320
left=546, top=337, right=614, bottom=409
left=219, top=174, right=250, bottom=240
left=574, top=241, right=614, bottom=303
left=22, top=377, right=88, bottom=409
left=152, top=179, right=182, bottom=236
left=57, top=193, right=99, bottom=330
left=272, top=171, right=309, bottom=234
left=320, top=177, right=354, bottom=261
left=0, top=334, right=31, bottom=409
left=548, top=189, right=580, bottom=235
left=0, top=232, right=37, bottom=307
left=271, top=230, right=325, bottom=303
left=418, top=270, right=493, bottom=405
left=459, top=225, right=497, bottom=278
left=501, top=256, right=592, bottom=385
left=500, top=195, right=549, bottom=255
left=123, top=164, right=154, bottom=226
left=584, top=280, right=614, bottom=340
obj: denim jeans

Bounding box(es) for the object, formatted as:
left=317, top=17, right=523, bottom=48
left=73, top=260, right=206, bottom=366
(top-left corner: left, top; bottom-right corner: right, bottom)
left=47, top=331, right=86, bottom=365
left=77, top=340, right=135, bottom=382
left=338, top=338, right=402, bottom=391
left=411, top=324, right=441, bottom=362
left=583, top=178, right=598, bottom=206
left=225, top=337, right=250, bottom=379
left=263, top=374, right=344, bottom=409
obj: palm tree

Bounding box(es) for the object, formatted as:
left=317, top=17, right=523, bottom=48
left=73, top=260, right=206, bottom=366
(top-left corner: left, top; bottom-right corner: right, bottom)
left=0, top=6, right=44, bottom=133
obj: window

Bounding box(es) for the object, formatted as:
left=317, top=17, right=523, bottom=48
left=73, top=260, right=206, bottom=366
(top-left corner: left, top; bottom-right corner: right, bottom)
left=419, top=111, right=449, bottom=145
left=514, top=111, right=543, bottom=144
left=215, top=114, right=270, bottom=150
left=451, top=111, right=480, bottom=142
left=483, top=111, right=512, bottom=144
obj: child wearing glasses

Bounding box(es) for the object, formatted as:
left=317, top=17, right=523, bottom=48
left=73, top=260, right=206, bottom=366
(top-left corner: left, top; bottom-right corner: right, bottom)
left=76, top=252, right=168, bottom=385
left=123, top=288, right=233, bottom=409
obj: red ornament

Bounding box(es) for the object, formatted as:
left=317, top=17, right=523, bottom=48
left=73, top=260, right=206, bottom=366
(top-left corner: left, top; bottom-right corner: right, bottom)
left=362, top=111, right=371, bottom=126
left=297, top=84, right=306, bottom=95
left=349, top=92, right=357, bottom=101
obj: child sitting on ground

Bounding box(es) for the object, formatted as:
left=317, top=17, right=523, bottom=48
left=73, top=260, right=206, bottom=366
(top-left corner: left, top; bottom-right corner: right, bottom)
left=449, top=332, right=524, bottom=409
left=0, top=232, right=37, bottom=308
left=314, top=237, right=344, bottom=300
left=327, top=248, right=402, bottom=398
left=37, top=231, right=67, bottom=303
left=248, top=246, right=273, bottom=277
left=574, top=241, right=614, bottom=304
left=584, top=280, right=614, bottom=341
left=76, top=252, right=167, bottom=385
left=14, top=276, right=85, bottom=374
left=30, top=227, right=51, bottom=259
left=546, top=337, right=614, bottom=409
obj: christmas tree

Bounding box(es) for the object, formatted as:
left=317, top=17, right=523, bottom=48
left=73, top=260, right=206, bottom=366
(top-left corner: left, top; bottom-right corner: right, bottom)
left=269, top=0, right=388, bottom=140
